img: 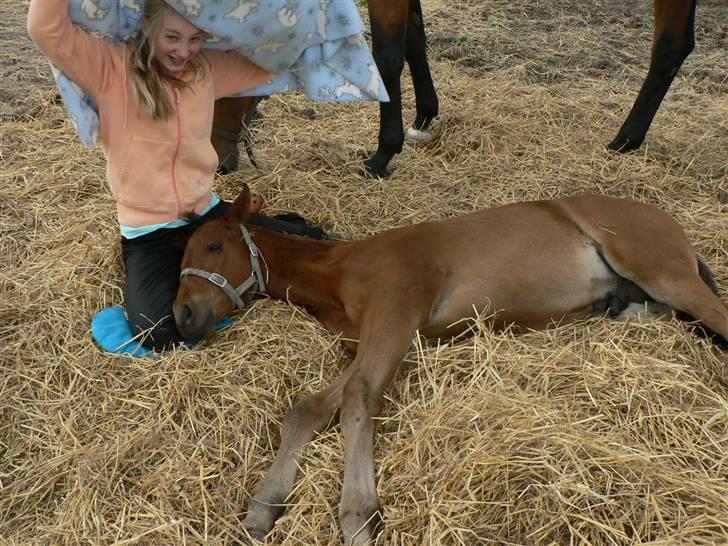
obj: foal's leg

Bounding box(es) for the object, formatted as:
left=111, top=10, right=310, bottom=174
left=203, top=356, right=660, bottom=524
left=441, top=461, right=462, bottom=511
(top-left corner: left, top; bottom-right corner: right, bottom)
left=242, top=364, right=358, bottom=540
left=338, top=327, right=415, bottom=545
left=607, top=0, right=696, bottom=152
left=646, top=273, right=728, bottom=344
left=404, top=0, right=438, bottom=142
left=364, top=0, right=409, bottom=178
left=596, top=222, right=728, bottom=343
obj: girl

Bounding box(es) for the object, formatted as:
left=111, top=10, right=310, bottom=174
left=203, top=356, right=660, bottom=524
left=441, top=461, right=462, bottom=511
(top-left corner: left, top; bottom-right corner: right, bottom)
left=28, top=0, right=322, bottom=351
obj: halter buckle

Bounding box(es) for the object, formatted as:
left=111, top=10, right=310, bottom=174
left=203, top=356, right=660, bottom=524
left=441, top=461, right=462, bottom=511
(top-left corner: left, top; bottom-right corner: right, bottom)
left=209, top=272, right=227, bottom=288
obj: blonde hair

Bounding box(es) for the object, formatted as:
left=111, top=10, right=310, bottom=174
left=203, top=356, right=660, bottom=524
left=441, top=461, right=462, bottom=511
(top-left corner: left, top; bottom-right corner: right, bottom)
left=130, top=0, right=208, bottom=121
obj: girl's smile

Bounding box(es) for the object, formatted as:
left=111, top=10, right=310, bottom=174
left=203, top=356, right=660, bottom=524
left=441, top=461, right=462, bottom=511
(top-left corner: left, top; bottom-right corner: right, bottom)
left=149, top=8, right=205, bottom=76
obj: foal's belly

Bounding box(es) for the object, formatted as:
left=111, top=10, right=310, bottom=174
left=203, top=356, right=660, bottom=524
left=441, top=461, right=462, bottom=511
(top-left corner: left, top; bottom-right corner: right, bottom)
left=420, top=240, right=618, bottom=337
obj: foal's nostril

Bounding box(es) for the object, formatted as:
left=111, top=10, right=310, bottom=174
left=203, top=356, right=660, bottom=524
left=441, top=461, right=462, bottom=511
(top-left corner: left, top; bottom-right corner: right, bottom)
left=181, top=303, right=193, bottom=325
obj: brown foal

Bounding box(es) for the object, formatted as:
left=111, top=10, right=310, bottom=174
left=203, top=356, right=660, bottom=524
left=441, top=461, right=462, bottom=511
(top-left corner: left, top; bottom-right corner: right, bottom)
left=173, top=185, right=727, bottom=545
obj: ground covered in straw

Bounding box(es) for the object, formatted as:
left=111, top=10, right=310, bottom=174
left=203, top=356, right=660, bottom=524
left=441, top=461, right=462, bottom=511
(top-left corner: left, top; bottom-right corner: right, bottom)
left=1, top=0, right=727, bottom=544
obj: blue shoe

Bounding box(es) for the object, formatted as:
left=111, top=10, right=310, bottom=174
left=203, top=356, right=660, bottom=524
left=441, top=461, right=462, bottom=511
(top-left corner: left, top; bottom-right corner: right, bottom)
left=91, top=306, right=150, bottom=356
left=91, top=306, right=234, bottom=356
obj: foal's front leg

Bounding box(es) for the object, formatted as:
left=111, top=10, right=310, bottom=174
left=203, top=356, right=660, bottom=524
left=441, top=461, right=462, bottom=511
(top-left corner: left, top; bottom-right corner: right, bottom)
left=338, top=329, right=415, bottom=545
left=242, top=365, right=358, bottom=540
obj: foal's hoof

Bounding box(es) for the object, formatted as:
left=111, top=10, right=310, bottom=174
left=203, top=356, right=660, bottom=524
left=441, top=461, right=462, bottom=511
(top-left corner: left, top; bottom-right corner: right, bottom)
left=341, top=506, right=382, bottom=545
left=343, top=516, right=381, bottom=546
left=249, top=194, right=264, bottom=213
left=238, top=528, right=267, bottom=544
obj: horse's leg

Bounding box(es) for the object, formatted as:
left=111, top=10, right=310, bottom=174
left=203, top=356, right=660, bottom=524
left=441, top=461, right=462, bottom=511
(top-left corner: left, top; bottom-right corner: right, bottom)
left=644, top=271, right=728, bottom=344
left=211, top=96, right=256, bottom=174
left=363, top=0, right=409, bottom=178
left=338, top=325, right=415, bottom=545
left=242, top=363, right=358, bottom=540
left=404, top=0, right=438, bottom=143
left=212, top=97, right=243, bottom=174
left=592, top=218, right=728, bottom=343
left=607, top=0, right=696, bottom=152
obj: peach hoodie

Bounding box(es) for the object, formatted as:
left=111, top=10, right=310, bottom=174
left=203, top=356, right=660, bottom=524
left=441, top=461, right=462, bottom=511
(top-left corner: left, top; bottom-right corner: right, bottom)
left=27, top=0, right=273, bottom=227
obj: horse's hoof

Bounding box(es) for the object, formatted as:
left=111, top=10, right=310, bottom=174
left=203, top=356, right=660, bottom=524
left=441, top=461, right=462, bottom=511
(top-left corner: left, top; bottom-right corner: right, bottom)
left=361, top=160, right=389, bottom=179
left=340, top=503, right=382, bottom=546
left=606, top=135, right=642, bottom=153
left=238, top=528, right=267, bottom=544
left=405, top=127, right=432, bottom=143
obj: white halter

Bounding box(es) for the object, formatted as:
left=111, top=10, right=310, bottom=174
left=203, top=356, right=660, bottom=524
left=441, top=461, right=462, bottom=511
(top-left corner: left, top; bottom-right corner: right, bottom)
left=179, top=223, right=266, bottom=310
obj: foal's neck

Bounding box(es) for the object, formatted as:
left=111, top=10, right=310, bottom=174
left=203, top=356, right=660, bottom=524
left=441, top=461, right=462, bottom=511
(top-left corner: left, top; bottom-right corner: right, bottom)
left=249, top=227, right=347, bottom=309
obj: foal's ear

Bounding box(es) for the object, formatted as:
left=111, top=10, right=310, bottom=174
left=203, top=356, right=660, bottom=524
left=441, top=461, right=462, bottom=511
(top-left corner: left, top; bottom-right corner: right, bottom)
left=229, top=184, right=251, bottom=223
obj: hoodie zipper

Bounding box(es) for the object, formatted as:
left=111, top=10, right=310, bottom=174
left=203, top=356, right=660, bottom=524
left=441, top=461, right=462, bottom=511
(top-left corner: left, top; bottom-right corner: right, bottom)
left=171, top=87, right=183, bottom=219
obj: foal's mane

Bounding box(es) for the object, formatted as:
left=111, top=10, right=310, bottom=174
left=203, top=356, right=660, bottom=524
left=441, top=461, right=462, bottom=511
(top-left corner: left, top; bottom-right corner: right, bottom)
left=185, top=210, right=330, bottom=240
left=184, top=212, right=218, bottom=229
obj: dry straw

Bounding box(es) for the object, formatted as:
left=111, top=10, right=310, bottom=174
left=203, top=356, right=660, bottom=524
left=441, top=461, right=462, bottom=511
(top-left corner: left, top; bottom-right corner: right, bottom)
left=1, top=0, right=726, bottom=544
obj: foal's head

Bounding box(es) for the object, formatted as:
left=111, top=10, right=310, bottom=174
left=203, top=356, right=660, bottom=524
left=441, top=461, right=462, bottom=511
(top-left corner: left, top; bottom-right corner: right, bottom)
left=173, top=186, right=256, bottom=340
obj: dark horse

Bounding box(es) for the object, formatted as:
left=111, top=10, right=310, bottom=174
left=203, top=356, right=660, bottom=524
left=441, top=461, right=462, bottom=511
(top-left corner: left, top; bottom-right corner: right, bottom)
left=212, top=0, right=701, bottom=176
left=212, top=0, right=438, bottom=178
left=607, top=0, right=699, bottom=152
left=173, top=184, right=727, bottom=545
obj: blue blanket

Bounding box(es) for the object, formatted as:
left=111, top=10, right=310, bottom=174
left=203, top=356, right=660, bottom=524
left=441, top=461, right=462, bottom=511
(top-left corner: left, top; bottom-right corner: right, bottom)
left=56, top=0, right=389, bottom=148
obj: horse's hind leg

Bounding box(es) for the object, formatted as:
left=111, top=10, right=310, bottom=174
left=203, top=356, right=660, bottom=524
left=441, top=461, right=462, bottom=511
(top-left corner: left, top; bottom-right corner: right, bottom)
left=646, top=267, right=728, bottom=346
left=607, top=0, right=696, bottom=152
left=608, top=251, right=728, bottom=345
left=404, top=0, right=438, bottom=142
left=364, top=0, right=409, bottom=178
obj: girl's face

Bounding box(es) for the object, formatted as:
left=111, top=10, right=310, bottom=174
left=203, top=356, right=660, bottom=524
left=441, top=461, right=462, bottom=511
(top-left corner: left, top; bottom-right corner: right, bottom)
left=150, top=8, right=205, bottom=76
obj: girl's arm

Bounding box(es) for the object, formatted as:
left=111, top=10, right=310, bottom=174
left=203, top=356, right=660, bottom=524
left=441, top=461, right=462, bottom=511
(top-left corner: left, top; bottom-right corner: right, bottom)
left=27, top=0, right=118, bottom=98
left=205, top=50, right=276, bottom=99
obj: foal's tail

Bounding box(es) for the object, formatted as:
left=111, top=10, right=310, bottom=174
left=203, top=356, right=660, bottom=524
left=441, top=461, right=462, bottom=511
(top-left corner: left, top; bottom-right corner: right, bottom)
left=676, top=257, right=727, bottom=348
left=697, top=257, right=720, bottom=295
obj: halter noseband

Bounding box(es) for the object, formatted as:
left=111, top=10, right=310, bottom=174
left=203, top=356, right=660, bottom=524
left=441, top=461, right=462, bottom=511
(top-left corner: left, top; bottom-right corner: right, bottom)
left=179, top=223, right=266, bottom=311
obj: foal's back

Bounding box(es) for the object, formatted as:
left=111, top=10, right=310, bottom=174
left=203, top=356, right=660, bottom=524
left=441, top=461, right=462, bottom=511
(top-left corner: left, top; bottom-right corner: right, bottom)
left=335, top=194, right=717, bottom=338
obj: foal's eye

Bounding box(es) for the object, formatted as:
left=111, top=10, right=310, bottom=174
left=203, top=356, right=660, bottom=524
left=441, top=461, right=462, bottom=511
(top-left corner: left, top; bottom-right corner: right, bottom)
left=207, top=241, right=223, bottom=252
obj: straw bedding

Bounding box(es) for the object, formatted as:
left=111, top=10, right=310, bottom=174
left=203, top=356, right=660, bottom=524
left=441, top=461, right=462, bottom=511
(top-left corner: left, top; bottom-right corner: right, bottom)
left=1, top=0, right=726, bottom=544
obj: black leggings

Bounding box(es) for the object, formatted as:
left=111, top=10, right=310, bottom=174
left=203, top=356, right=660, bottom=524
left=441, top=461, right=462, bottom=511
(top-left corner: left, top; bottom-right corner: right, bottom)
left=122, top=203, right=324, bottom=351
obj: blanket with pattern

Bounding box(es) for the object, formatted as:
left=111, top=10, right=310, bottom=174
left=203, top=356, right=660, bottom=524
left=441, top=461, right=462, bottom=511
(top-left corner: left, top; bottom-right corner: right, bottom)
left=54, top=0, right=388, bottom=148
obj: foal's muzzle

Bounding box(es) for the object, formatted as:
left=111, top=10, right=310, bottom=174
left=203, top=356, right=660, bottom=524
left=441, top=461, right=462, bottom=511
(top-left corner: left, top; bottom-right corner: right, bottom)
left=175, top=300, right=217, bottom=340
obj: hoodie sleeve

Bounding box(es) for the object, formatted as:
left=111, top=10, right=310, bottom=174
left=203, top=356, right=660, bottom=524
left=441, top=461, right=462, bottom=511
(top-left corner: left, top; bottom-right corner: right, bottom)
left=27, top=0, right=118, bottom=98
left=204, top=50, right=276, bottom=99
